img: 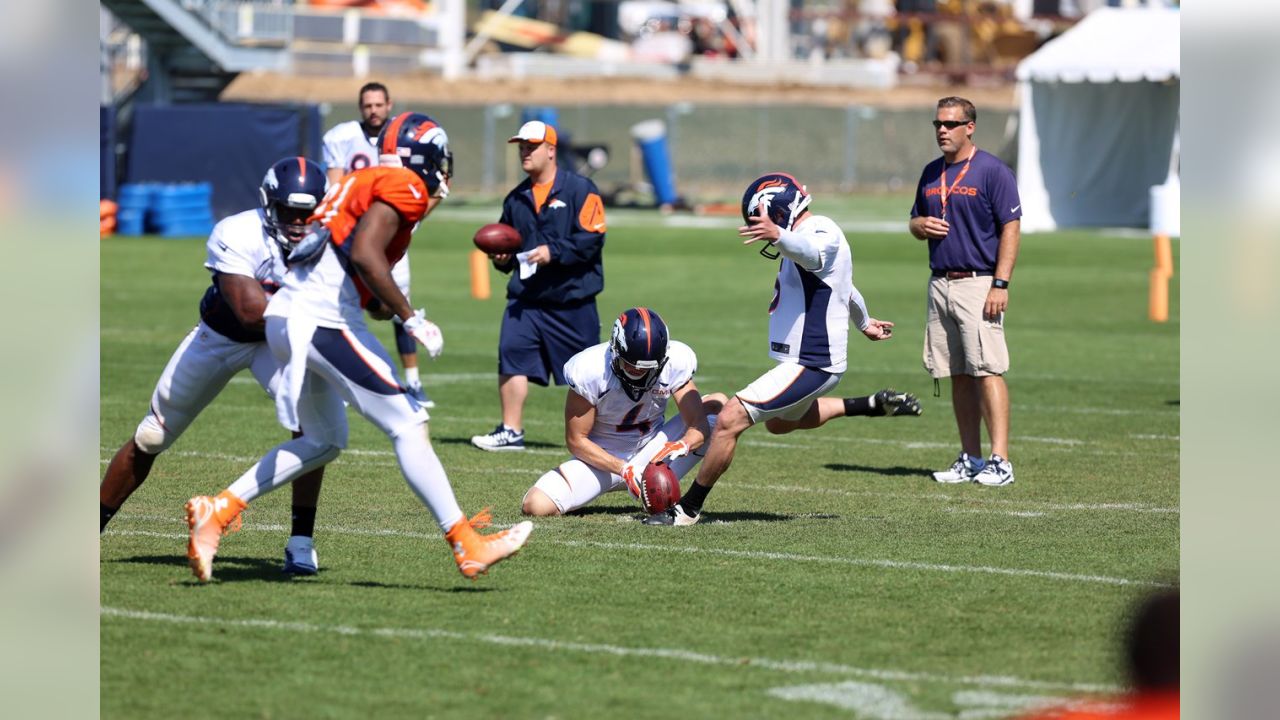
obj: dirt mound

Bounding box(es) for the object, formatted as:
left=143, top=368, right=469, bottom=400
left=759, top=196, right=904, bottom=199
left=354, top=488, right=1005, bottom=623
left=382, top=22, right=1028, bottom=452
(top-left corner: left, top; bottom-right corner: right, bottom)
left=223, top=72, right=1016, bottom=109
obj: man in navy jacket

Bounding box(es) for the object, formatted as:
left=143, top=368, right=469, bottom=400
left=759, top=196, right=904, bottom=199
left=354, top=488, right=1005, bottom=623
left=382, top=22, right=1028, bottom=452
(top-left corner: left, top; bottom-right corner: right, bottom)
left=471, top=121, right=608, bottom=452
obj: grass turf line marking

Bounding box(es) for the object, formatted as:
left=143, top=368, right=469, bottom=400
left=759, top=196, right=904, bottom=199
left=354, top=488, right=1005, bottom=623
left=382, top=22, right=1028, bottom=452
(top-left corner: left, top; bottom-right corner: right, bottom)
left=552, top=540, right=1171, bottom=588
left=105, top=525, right=1169, bottom=588
left=729, top=484, right=1177, bottom=513
left=99, top=606, right=1120, bottom=695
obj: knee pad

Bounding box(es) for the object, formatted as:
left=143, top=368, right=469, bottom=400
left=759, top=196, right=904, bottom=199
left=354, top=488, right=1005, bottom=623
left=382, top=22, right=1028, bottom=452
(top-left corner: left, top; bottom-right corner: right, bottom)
left=133, top=414, right=174, bottom=454
left=528, top=471, right=569, bottom=516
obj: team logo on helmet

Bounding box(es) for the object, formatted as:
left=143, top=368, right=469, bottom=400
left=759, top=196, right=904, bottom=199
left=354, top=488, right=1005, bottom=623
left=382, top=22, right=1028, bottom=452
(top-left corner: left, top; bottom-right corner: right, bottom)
left=609, top=308, right=670, bottom=401
left=741, top=172, right=812, bottom=259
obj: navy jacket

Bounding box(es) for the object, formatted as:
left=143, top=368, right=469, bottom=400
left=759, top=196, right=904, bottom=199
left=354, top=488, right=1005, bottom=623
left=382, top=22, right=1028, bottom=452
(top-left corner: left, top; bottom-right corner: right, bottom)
left=498, top=167, right=606, bottom=306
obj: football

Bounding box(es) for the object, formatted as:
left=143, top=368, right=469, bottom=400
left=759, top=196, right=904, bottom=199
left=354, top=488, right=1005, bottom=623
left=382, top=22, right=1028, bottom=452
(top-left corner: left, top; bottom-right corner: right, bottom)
left=473, top=223, right=522, bottom=255
left=640, top=462, right=681, bottom=515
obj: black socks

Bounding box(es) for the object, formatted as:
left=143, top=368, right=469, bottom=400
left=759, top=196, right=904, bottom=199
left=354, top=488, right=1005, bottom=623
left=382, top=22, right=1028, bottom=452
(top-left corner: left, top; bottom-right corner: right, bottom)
left=679, top=482, right=711, bottom=516
left=291, top=505, right=317, bottom=538
left=843, top=395, right=881, bottom=417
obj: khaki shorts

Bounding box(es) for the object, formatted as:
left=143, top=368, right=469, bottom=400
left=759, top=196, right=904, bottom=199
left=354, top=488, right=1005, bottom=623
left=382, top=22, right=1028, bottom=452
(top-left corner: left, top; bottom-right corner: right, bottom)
left=923, top=276, right=1009, bottom=379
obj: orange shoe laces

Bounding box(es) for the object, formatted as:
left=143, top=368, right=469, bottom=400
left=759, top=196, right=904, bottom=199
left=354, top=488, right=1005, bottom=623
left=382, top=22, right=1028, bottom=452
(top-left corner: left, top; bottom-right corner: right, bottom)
left=467, top=508, right=493, bottom=530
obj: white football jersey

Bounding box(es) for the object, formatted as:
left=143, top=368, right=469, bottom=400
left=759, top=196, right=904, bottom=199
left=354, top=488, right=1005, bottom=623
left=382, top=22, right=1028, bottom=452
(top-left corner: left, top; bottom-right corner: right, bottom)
left=322, top=120, right=377, bottom=176
left=198, top=208, right=288, bottom=343
left=564, top=340, right=697, bottom=452
left=767, top=214, right=866, bottom=374
left=204, top=208, right=286, bottom=284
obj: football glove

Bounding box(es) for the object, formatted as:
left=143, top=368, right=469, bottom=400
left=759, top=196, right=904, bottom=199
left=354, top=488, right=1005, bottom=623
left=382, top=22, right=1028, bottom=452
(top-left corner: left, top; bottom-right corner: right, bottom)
left=620, top=460, right=644, bottom=499
left=401, top=309, right=444, bottom=359
left=651, top=440, right=690, bottom=465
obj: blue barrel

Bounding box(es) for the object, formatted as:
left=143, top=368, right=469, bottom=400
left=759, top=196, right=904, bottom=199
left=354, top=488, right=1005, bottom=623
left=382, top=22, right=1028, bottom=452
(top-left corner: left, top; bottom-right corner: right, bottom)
left=154, top=183, right=213, bottom=237
left=630, top=120, right=678, bottom=207
left=520, top=106, right=559, bottom=129
left=116, top=183, right=157, bottom=211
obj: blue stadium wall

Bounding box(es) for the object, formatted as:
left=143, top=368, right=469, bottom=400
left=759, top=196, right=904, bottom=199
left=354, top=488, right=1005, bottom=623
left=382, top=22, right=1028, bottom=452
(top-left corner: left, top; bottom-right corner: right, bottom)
left=121, top=103, right=322, bottom=218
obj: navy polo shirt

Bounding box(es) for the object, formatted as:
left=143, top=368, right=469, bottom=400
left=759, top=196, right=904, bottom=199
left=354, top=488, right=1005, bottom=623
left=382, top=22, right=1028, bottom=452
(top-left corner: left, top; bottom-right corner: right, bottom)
left=910, top=149, right=1021, bottom=273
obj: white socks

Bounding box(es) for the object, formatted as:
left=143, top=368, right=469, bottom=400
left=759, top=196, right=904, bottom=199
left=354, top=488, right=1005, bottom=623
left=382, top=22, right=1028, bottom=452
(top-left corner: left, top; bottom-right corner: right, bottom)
left=226, top=437, right=340, bottom=503
left=393, top=426, right=464, bottom=531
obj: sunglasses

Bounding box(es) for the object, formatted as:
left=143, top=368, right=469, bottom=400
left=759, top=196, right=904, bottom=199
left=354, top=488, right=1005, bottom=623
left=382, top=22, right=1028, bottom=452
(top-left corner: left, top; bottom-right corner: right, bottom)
left=933, top=120, right=971, bottom=130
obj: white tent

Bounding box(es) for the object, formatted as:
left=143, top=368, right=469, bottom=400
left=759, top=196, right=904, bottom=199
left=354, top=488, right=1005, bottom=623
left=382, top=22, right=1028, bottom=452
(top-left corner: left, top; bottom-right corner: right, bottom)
left=1015, top=7, right=1180, bottom=232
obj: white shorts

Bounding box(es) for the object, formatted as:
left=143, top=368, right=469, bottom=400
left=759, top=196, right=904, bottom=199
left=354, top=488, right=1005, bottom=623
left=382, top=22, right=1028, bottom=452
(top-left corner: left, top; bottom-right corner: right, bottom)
left=736, top=362, right=842, bottom=424
left=266, top=317, right=427, bottom=446
left=139, top=322, right=279, bottom=445
left=532, top=414, right=711, bottom=514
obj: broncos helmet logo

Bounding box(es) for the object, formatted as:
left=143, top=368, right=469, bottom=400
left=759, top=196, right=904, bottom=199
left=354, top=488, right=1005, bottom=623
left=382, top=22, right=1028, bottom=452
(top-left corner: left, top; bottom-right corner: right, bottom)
left=611, top=314, right=629, bottom=354
left=742, top=173, right=813, bottom=258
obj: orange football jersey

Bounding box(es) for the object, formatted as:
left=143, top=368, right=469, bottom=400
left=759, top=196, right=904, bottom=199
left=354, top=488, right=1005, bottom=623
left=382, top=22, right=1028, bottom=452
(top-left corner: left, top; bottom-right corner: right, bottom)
left=309, top=165, right=429, bottom=306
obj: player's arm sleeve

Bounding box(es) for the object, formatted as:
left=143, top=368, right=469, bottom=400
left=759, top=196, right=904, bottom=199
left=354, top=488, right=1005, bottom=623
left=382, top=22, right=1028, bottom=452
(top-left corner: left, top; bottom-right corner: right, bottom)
left=374, top=172, right=430, bottom=224
left=546, top=186, right=606, bottom=266
left=847, top=283, right=871, bottom=331
left=663, top=342, right=698, bottom=391
left=204, top=221, right=257, bottom=278
left=909, top=168, right=928, bottom=219
left=322, top=132, right=341, bottom=170
left=492, top=197, right=518, bottom=274
left=773, top=226, right=827, bottom=272
left=990, top=164, right=1023, bottom=226
left=563, top=353, right=600, bottom=405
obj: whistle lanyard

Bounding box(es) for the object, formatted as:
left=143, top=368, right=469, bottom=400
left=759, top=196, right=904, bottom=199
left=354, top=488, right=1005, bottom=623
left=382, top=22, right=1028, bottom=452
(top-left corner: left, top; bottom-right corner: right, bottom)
left=939, top=146, right=976, bottom=221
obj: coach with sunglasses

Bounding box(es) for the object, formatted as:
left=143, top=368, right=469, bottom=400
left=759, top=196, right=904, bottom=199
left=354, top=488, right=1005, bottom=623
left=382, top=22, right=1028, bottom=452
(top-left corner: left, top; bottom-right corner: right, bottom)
left=908, top=96, right=1022, bottom=488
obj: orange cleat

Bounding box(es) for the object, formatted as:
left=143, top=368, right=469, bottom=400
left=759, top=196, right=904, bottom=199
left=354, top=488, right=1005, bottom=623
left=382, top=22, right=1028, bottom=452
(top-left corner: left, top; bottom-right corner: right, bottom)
left=445, top=508, right=533, bottom=580
left=185, top=491, right=246, bottom=583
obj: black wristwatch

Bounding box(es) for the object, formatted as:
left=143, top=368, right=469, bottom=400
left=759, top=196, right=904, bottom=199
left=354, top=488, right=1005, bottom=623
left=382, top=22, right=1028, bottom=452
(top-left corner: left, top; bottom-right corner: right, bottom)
left=992, top=278, right=1010, bottom=289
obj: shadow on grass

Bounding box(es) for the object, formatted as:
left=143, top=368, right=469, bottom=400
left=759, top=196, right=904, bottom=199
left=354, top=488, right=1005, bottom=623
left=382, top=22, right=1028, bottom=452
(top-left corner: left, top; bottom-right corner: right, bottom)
left=115, top=554, right=502, bottom=591
left=434, top=436, right=561, bottom=450
left=116, top=553, right=295, bottom=584
left=348, top=580, right=495, bottom=593
left=824, top=463, right=933, bottom=477
left=564, top=505, right=638, bottom=517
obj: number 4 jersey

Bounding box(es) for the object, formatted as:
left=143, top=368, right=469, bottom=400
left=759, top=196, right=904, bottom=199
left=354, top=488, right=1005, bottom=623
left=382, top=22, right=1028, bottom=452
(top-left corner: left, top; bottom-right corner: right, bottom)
left=563, top=340, right=697, bottom=456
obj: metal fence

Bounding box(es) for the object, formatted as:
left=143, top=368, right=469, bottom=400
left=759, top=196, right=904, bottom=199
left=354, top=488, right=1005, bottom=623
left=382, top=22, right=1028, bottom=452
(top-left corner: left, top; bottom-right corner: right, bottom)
left=323, top=102, right=1016, bottom=200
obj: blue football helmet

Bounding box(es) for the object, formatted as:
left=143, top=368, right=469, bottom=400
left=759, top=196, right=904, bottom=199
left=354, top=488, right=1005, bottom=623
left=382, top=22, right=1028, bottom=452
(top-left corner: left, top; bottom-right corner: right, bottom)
left=377, top=111, right=453, bottom=197
left=741, top=172, right=813, bottom=259
left=260, top=157, right=328, bottom=248
left=610, top=307, right=670, bottom=401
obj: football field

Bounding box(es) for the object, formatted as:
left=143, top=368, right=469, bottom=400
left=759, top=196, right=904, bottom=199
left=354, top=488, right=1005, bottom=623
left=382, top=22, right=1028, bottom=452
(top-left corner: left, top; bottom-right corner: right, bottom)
left=100, top=205, right=1179, bottom=719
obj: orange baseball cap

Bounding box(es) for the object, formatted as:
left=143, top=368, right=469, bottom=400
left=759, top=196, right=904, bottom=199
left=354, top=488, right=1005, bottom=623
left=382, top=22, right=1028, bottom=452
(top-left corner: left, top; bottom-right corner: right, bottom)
left=508, top=120, right=558, bottom=146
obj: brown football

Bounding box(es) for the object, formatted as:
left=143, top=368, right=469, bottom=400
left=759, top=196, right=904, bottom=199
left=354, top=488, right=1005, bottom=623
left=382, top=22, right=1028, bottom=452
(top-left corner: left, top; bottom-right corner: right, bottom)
left=473, top=223, right=523, bottom=255
left=641, top=462, right=681, bottom=515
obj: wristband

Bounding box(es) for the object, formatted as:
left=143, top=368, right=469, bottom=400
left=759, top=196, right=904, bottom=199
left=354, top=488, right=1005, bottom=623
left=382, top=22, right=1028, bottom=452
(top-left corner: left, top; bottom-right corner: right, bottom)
left=992, top=278, right=1010, bottom=290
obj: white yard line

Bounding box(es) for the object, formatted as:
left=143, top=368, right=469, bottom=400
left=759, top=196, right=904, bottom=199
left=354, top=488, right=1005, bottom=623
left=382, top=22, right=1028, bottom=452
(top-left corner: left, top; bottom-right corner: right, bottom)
left=99, top=606, right=1120, bottom=695
left=105, top=524, right=1170, bottom=588
left=728, top=484, right=1177, bottom=513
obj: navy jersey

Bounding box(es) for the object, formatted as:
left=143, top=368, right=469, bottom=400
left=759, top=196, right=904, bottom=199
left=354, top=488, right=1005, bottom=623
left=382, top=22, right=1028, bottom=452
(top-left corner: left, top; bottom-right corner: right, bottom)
left=911, top=149, right=1021, bottom=272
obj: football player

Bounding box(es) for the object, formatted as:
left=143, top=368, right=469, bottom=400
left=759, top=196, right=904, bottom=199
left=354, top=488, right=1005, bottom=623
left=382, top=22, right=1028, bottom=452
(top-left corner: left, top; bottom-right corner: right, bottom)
left=521, top=307, right=715, bottom=517
left=184, top=112, right=532, bottom=583
left=100, top=157, right=331, bottom=575
left=646, top=173, right=923, bottom=526
left=321, top=81, right=433, bottom=408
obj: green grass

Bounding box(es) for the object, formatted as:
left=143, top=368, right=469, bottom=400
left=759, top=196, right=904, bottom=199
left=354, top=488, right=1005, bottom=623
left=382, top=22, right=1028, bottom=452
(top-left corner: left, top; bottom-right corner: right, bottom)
left=101, top=212, right=1178, bottom=719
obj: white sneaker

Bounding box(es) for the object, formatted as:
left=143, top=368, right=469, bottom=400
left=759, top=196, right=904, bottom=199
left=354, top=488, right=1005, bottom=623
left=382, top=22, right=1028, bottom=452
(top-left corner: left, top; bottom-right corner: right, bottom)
left=974, top=454, right=1015, bottom=487
left=470, top=424, right=525, bottom=452
left=932, top=453, right=984, bottom=483
left=283, top=535, right=319, bottom=575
